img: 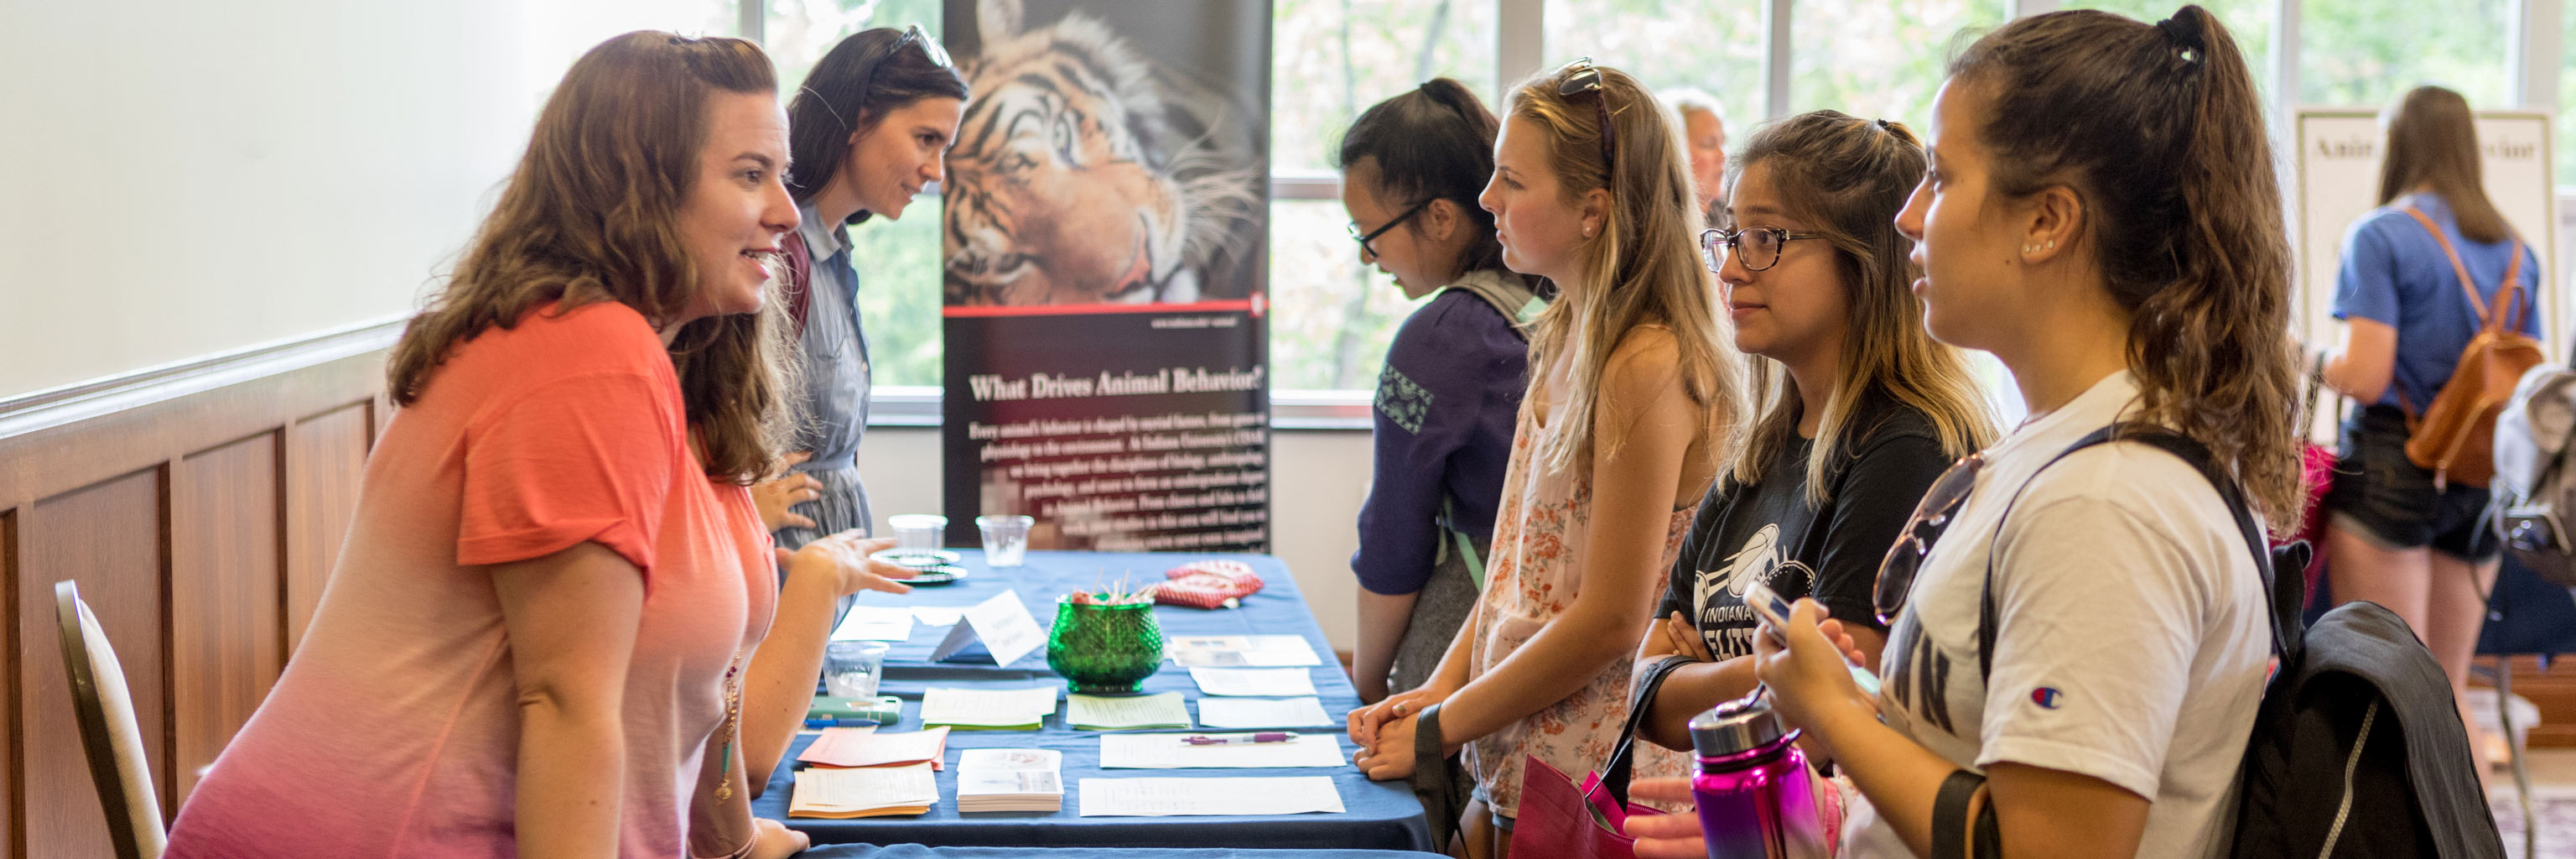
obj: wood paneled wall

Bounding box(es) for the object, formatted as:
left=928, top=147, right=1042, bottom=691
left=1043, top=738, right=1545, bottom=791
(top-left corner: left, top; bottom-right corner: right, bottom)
left=0, top=331, right=391, bottom=859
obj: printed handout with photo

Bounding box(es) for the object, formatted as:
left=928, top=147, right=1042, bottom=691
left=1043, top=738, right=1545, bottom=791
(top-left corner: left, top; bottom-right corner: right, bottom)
left=940, top=0, right=1267, bottom=307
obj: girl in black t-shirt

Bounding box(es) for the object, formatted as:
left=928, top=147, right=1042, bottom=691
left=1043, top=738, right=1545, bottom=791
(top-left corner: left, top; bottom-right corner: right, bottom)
left=1633, top=111, right=1997, bottom=754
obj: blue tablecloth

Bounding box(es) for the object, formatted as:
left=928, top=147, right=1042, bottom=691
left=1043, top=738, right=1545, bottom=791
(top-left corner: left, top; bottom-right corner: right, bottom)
left=802, top=846, right=1446, bottom=859
left=754, top=551, right=1432, bottom=851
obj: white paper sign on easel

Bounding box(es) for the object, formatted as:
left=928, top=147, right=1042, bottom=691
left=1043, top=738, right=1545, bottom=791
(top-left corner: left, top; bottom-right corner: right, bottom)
left=930, top=590, right=1046, bottom=667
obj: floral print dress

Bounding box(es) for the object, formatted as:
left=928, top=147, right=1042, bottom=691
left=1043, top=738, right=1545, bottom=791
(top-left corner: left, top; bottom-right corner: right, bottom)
left=1462, top=388, right=1701, bottom=817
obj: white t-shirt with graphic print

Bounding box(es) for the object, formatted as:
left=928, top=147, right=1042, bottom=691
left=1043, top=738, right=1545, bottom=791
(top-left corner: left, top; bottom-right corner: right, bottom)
left=1839, top=372, right=2271, bottom=859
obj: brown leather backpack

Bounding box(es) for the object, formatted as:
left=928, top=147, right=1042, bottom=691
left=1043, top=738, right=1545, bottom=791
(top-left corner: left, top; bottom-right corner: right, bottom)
left=2397, top=207, right=2542, bottom=490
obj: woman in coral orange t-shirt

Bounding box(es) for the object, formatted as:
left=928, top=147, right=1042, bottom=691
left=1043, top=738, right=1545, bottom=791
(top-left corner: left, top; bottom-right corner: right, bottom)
left=168, top=32, right=906, bottom=859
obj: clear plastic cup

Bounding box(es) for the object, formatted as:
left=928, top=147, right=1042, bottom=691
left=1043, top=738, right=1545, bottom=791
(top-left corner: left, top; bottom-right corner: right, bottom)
left=823, top=640, right=889, bottom=698
left=977, top=514, right=1036, bottom=567
left=887, top=513, right=948, bottom=556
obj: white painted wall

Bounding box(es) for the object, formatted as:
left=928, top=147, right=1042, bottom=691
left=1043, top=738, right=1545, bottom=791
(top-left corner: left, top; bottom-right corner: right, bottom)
left=0, top=0, right=738, bottom=399
left=860, top=425, right=1375, bottom=653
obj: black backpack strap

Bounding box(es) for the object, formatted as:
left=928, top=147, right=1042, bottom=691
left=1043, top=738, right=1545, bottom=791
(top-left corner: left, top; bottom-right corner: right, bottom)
left=1977, top=424, right=2297, bottom=682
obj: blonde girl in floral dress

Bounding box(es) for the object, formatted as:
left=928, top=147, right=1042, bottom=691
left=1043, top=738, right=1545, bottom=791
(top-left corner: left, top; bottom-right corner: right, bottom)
left=1347, top=58, right=1743, bottom=859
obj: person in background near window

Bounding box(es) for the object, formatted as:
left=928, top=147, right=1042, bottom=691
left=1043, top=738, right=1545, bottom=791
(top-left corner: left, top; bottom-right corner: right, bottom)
left=1633, top=111, right=1995, bottom=759
left=1348, top=59, right=1744, bottom=859
left=756, top=25, right=969, bottom=554
left=1647, top=7, right=2298, bottom=858
left=165, top=32, right=904, bottom=859
left=2312, top=84, right=2543, bottom=768
left=1337, top=78, right=1550, bottom=708
left=1666, top=88, right=1729, bottom=222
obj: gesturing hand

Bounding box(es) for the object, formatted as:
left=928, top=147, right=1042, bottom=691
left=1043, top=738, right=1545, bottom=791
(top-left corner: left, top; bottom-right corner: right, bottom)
left=750, top=452, right=823, bottom=532
left=785, top=532, right=914, bottom=597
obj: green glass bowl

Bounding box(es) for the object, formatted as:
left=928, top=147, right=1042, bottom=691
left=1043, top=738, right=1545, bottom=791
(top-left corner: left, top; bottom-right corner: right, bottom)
left=1045, top=596, right=1166, bottom=695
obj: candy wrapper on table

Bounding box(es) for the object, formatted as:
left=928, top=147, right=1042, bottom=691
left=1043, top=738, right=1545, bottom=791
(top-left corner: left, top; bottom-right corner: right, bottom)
left=1153, top=560, right=1265, bottom=609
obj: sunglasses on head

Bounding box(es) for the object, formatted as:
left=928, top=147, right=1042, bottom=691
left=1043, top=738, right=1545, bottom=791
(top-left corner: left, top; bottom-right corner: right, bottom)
left=805, top=24, right=953, bottom=133
left=1556, top=57, right=1617, bottom=171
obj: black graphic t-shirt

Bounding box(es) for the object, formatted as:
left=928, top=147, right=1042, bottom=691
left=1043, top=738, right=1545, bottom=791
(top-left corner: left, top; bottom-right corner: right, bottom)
left=1654, top=397, right=1952, bottom=661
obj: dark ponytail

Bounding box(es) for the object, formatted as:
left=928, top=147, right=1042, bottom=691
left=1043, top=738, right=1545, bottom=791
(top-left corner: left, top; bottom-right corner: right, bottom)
left=1334, top=78, right=1522, bottom=283
left=1951, top=5, right=2302, bottom=528
left=786, top=27, right=970, bottom=222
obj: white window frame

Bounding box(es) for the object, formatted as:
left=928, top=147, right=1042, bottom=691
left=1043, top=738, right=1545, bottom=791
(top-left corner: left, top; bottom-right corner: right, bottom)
left=727, top=0, right=2574, bottom=427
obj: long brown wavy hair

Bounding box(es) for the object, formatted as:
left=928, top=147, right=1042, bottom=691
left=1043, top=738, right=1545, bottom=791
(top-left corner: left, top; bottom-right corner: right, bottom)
left=1722, top=112, right=1996, bottom=503
left=385, top=31, right=796, bottom=484
left=2380, top=85, right=2511, bottom=243
left=1950, top=5, right=2303, bottom=528
left=1508, top=63, right=1743, bottom=477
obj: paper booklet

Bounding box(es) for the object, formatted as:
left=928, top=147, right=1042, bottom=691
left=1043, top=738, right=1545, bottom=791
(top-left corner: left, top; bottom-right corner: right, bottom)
left=1196, top=696, right=1337, bottom=729
left=1166, top=634, right=1324, bottom=667
left=1066, top=692, right=1192, bottom=730
left=797, top=726, right=950, bottom=770
left=789, top=762, right=937, bottom=819
left=1187, top=667, right=1318, bottom=697
left=922, top=686, right=1058, bottom=730
left=956, top=747, right=1065, bottom=813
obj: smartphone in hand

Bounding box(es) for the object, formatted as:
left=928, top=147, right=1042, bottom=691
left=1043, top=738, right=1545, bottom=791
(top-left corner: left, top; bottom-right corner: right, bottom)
left=1742, top=579, right=1882, bottom=698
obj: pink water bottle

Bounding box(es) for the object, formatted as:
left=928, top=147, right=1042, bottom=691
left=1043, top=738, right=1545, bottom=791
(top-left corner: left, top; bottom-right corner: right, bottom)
left=1688, top=693, right=1831, bottom=859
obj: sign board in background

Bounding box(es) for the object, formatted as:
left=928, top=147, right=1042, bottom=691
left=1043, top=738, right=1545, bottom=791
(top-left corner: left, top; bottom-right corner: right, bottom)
left=937, top=0, right=1273, bottom=554
left=2294, top=110, right=2560, bottom=364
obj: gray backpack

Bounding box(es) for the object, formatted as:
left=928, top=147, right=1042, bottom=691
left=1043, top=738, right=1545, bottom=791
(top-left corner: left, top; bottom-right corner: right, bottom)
left=2494, top=362, right=2576, bottom=586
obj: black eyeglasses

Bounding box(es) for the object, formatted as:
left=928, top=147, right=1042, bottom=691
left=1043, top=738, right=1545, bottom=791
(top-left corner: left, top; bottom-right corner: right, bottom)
left=1700, top=226, right=1829, bottom=273
left=1348, top=199, right=1433, bottom=258
left=1872, top=452, right=1985, bottom=625
left=1557, top=57, right=1617, bottom=170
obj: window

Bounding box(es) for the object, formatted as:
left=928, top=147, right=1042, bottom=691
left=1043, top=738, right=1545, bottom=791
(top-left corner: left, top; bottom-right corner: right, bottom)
left=1792, top=0, right=2004, bottom=133
left=2072, top=0, right=2276, bottom=111
left=2562, top=2, right=2576, bottom=187
left=1269, top=0, right=1499, bottom=391
left=1544, top=0, right=1764, bottom=107
left=766, top=0, right=948, bottom=387
left=2300, top=0, right=2512, bottom=110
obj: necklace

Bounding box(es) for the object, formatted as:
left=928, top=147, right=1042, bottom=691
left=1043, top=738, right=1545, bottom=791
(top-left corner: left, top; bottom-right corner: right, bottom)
left=714, top=646, right=745, bottom=801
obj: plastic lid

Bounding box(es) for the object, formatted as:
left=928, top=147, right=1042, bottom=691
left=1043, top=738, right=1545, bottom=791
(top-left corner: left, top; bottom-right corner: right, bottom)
left=1689, top=690, right=1792, bottom=758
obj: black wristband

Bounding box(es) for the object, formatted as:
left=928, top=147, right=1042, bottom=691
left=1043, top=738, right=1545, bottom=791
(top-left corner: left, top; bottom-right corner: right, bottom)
left=1931, top=768, right=1987, bottom=859
left=1415, top=702, right=1446, bottom=763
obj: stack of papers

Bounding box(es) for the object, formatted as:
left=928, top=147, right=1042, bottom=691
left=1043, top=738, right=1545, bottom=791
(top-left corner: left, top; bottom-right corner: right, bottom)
left=1098, top=732, right=1347, bottom=768
left=956, top=748, right=1065, bottom=813
left=1078, top=776, right=1347, bottom=817
left=828, top=606, right=915, bottom=642
left=1195, top=696, right=1337, bottom=729
left=790, top=763, right=938, bottom=818
left=1166, top=635, right=1324, bottom=667
left=1066, top=692, right=1192, bottom=730
left=922, top=686, right=1058, bottom=730
left=797, top=726, right=950, bottom=769
left=1187, top=667, right=1318, bottom=697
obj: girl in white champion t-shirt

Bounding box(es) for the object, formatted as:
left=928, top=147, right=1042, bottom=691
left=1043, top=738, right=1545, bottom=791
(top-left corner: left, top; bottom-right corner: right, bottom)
left=1623, top=6, right=2307, bottom=859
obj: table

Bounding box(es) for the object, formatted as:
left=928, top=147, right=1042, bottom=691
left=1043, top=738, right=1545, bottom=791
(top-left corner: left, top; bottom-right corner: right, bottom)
left=802, top=846, right=1446, bottom=859
left=753, top=551, right=1433, bottom=851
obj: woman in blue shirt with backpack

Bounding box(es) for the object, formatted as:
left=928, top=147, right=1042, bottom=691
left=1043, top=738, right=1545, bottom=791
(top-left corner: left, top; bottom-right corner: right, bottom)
left=2315, top=84, right=2545, bottom=765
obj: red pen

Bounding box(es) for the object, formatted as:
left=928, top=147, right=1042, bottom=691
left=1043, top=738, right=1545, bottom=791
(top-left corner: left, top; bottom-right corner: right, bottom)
left=1181, top=731, right=1297, bottom=745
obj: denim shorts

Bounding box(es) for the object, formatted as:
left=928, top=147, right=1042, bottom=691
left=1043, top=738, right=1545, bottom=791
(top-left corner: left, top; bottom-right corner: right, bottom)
left=2319, top=405, right=2501, bottom=560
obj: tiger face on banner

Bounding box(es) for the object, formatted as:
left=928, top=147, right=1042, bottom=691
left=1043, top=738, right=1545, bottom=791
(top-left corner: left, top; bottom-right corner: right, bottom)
left=941, top=0, right=1263, bottom=306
